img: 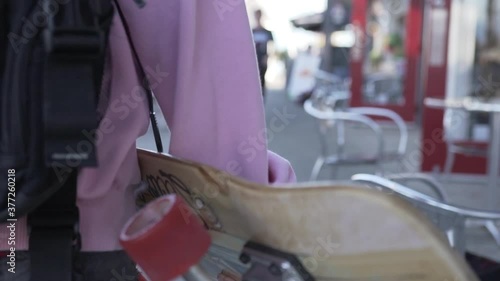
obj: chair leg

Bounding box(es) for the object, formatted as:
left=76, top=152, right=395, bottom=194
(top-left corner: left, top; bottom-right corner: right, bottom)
left=443, top=149, right=455, bottom=181
left=310, top=157, right=325, bottom=181
left=375, top=162, right=385, bottom=176
left=484, top=221, right=500, bottom=246
left=336, top=121, right=346, bottom=155
left=396, top=157, right=406, bottom=173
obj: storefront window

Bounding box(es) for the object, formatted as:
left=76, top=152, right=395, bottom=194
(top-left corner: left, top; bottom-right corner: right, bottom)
left=470, top=0, right=500, bottom=139
left=362, top=0, right=410, bottom=105
left=446, top=0, right=500, bottom=141
left=472, top=0, right=500, bottom=100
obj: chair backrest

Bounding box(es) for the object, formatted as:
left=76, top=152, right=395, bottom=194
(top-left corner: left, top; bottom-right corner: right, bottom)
left=352, top=173, right=500, bottom=256
left=314, top=69, right=347, bottom=86
left=348, top=107, right=408, bottom=156
left=304, top=99, right=385, bottom=159
left=312, top=70, right=351, bottom=111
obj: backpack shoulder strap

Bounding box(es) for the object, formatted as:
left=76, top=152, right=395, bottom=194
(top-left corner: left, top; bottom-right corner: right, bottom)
left=28, top=1, right=114, bottom=281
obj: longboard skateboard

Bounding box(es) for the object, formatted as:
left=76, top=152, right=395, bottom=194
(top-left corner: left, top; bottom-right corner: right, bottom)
left=135, top=148, right=479, bottom=281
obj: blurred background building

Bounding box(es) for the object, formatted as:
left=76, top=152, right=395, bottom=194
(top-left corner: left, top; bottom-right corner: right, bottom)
left=245, top=0, right=500, bottom=174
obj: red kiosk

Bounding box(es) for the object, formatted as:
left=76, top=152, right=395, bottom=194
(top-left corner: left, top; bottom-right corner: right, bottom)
left=349, top=0, right=423, bottom=123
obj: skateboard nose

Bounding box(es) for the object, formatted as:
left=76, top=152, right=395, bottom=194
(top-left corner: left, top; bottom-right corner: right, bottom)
left=120, top=194, right=212, bottom=281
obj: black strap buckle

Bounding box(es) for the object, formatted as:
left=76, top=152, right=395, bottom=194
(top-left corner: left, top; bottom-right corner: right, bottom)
left=44, top=28, right=103, bottom=59
left=42, top=0, right=105, bottom=59
left=42, top=3, right=105, bottom=167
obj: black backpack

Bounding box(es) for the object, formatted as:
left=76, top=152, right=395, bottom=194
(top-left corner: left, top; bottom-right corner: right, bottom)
left=1, top=1, right=163, bottom=279
left=0, top=0, right=117, bottom=218
left=1, top=0, right=113, bottom=279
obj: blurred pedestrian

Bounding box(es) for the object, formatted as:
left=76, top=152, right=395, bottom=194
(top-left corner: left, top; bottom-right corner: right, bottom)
left=252, top=9, right=274, bottom=99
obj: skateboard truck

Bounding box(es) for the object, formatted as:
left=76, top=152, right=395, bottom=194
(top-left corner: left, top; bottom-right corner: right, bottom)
left=120, top=194, right=315, bottom=281
left=239, top=241, right=315, bottom=281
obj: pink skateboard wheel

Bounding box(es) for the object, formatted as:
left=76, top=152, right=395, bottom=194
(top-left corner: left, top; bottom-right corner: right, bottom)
left=120, top=194, right=211, bottom=281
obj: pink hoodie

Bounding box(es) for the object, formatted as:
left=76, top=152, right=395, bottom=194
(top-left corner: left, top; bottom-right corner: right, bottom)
left=0, top=0, right=295, bottom=251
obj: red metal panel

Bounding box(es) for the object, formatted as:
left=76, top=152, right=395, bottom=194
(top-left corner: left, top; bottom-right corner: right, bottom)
left=350, top=0, right=367, bottom=114
left=404, top=0, right=423, bottom=120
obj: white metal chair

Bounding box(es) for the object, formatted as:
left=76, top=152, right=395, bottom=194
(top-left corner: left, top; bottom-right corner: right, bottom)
left=304, top=98, right=408, bottom=181
left=352, top=173, right=500, bottom=255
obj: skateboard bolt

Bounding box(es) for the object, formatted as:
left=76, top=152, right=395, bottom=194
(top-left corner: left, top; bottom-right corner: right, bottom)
left=268, top=263, right=282, bottom=276
left=239, top=253, right=251, bottom=264
left=194, top=198, right=205, bottom=209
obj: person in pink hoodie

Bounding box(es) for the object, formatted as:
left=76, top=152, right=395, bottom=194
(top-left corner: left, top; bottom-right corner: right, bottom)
left=0, top=0, right=295, bottom=280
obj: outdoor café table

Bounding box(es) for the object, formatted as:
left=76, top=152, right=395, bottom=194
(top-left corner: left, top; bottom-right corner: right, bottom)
left=425, top=97, right=500, bottom=244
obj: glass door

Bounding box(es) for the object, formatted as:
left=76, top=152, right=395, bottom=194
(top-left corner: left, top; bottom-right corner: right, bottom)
left=350, top=0, right=423, bottom=122
left=363, top=0, right=408, bottom=105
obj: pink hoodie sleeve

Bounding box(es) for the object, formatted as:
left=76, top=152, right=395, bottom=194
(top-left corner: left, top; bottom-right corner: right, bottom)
left=122, top=0, right=296, bottom=184
left=168, top=0, right=296, bottom=184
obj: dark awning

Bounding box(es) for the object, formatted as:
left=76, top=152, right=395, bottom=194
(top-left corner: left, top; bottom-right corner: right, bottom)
left=291, top=13, right=324, bottom=32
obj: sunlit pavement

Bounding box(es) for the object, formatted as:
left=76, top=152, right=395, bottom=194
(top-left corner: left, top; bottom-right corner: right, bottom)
left=137, top=89, right=500, bottom=262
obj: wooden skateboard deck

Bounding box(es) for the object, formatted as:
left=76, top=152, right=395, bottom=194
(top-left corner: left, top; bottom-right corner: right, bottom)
left=136, top=149, right=479, bottom=281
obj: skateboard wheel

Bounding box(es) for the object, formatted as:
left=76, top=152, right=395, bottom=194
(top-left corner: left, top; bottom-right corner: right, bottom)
left=120, top=194, right=211, bottom=281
